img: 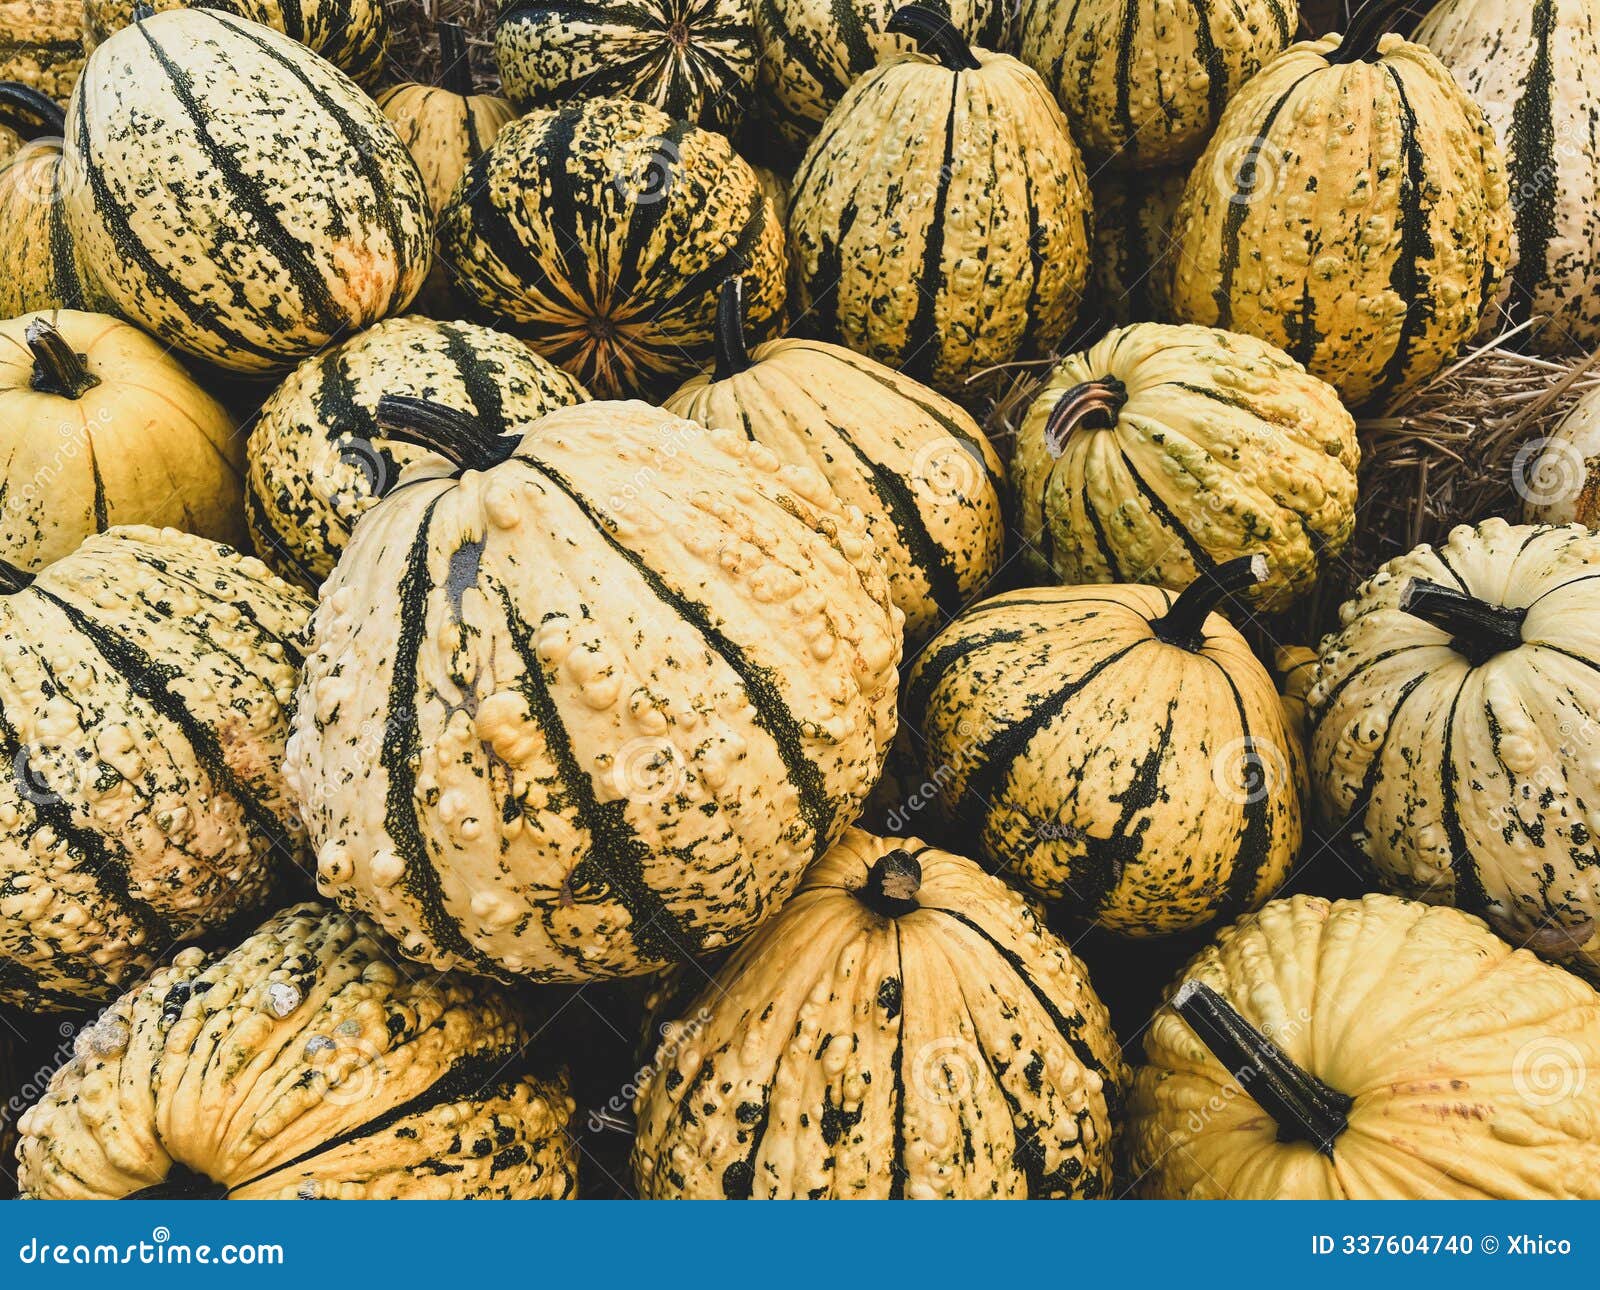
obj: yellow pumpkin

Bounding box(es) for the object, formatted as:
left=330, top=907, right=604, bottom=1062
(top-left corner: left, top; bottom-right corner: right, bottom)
left=0, top=0, right=85, bottom=103
left=0, top=83, right=91, bottom=317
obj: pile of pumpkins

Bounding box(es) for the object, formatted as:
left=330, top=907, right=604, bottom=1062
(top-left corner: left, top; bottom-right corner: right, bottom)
left=0, top=0, right=1597, bottom=1201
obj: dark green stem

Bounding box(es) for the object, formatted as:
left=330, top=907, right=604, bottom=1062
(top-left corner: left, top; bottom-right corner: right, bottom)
left=374, top=395, right=519, bottom=472
left=886, top=4, right=981, bottom=71
left=1398, top=579, right=1526, bottom=665
left=1326, top=0, right=1429, bottom=64
left=0, top=81, right=65, bottom=139
left=25, top=319, right=101, bottom=399
left=438, top=22, right=474, bottom=97
left=1149, top=555, right=1266, bottom=650
left=712, top=276, right=753, bottom=381
left=1043, top=377, right=1127, bottom=457
left=855, top=848, right=922, bottom=918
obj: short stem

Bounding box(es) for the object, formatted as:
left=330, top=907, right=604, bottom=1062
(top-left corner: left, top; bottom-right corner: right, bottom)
left=1398, top=580, right=1526, bottom=665
left=1171, top=981, right=1352, bottom=1156
left=712, top=276, right=753, bottom=381
left=0, top=558, right=34, bottom=593
left=1149, top=555, right=1266, bottom=650
left=126, top=1163, right=230, bottom=1201
left=438, top=22, right=474, bottom=97
left=1043, top=378, right=1127, bottom=457
left=886, top=4, right=981, bottom=71
left=855, top=848, right=922, bottom=918
left=0, top=81, right=65, bottom=138
left=25, top=319, right=101, bottom=399
left=374, top=395, right=519, bottom=472
left=1326, top=0, right=1428, bottom=64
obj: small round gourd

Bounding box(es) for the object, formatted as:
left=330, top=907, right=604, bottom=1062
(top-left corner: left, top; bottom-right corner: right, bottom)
left=16, top=903, right=579, bottom=1199
left=1089, top=166, right=1185, bottom=326
left=664, top=277, right=1003, bottom=641
left=0, top=0, right=85, bottom=103
left=1518, top=385, right=1600, bottom=527
left=0, top=526, right=311, bottom=1012
left=632, top=829, right=1127, bottom=1198
left=906, top=559, right=1302, bottom=937
left=0, top=83, right=91, bottom=317
left=1011, top=322, right=1359, bottom=611
left=1128, top=893, right=1600, bottom=1198
left=437, top=96, right=786, bottom=399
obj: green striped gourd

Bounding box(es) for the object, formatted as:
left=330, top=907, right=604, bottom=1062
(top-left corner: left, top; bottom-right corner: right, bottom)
left=63, top=9, right=431, bottom=374
left=0, top=82, right=91, bottom=316
left=905, top=560, right=1302, bottom=937
left=632, top=829, right=1128, bottom=1198
left=0, top=0, right=85, bottom=103
left=245, top=316, right=588, bottom=590
left=0, top=526, right=311, bottom=1013
left=1090, top=166, right=1185, bottom=326
left=284, top=399, right=901, bottom=984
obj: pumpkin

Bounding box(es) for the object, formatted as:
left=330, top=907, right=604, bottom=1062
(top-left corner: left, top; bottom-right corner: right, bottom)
left=1167, top=2, right=1513, bottom=407
left=751, top=163, right=788, bottom=225
left=245, top=315, right=588, bottom=591
left=632, top=828, right=1127, bottom=1198
left=0, top=0, right=84, bottom=104
left=0, top=311, right=243, bottom=570
left=1016, top=0, right=1297, bottom=169
left=0, top=526, right=311, bottom=1013
left=1127, top=893, right=1600, bottom=1198
left=755, top=0, right=1009, bottom=155
left=437, top=96, right=786, bottom=399
left=1090, top=166, right=1185, bottom=326
left=16, top=903, right=578, bottom=1199
left=284, top=398, right=901, bottom=984
left=1309, top=517, right=1600, bottom=981
left=495, top=0, right=758, bottom=136
left=0, top=82, right=90, bottom=317
left=82, top=0, right=388, bottom=86
left=1273, top=644, right=1317, bottom=747
left=62, top=9, right=431, bottom=374
left=664, top=276, right=1003, bottom=642
left=1011, top=322, right=1359, bottom=611
left=787, top=5, right=1092, bottom=398
left=904, top=558, right=1302, bottom=937
left=1519, top=385, right=1600, bottom=526
left=1415, top=0, right=1600, bottom=352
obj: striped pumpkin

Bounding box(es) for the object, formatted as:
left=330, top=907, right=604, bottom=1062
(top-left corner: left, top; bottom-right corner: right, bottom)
left=1090, top=165, right=1185, bottom=326
left=756, top=0, right=1009, bottom=154
left=284, top=399, right=901, bottom=984
left=0, top=0, right=84, bottom=103
left=17, top=903, right=579, bottom=1199
left=437, top=96, right=786, bottom=398
left=246, top=315, right=588, bottom=591
left=1017, top=0, right=1297, bottom=169
left=1167, top=7, right=1513, bottom=406
left=1520, top=384, right=1600, bottom=527
left=0, top=526, right=311, bottom=1013
left=63, top=9, right=431, bottom=374
left=787, top=5, right=1091, bottom=398
left=0, top=311, right=242, bottom=570
left=664, top=277, right=1003, bottom=642
left=905, top=560, right=1302, bottom=937
left=495, top=0, right=759, bottom=136
left=1011, top=323, right=1359, bottom=611
left=632, top=829, right=1127, bottom=1198
left=0, top=82, right=91, bottom=317
left=1309, top=518, right=1600, bottom=982
left=1415, top=0, right=1600, bottom=352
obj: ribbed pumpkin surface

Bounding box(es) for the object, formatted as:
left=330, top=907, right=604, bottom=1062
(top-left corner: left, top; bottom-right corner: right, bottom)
left=632, top=829, right=1127, bottom=1198
left=0, top=0, right=85, bottom=102
left=0, top=527, right=311, bottom=1012
left=63, top=9, right=431, bottom=373
left=1089, top=165, right=1185, bottom=326
left=0, top=135, right=91, bottom=317
left=285, top=401, right=901, bottom=984
left=17, top=903, right=579, bottom=1199
left=377, top=81, right=516, bottom=216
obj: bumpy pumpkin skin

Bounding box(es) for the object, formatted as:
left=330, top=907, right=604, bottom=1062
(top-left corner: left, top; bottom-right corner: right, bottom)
left=0, top=92, right=93, bottom=317
left=1310, top=518, right=1600, bottom=982
left=0, top=526, right=312, bottom=1012
left=633, top=829, right=1127, bottom=1198
left=1012, top=323, right=1359, bottom=611
left=285, top=401, right=902, bottom=984
left=1128, top=893, right=1600, bottom=1198
left=788, top=45, right=1092, bottom=398
left=63, top=10, right=431, bottom=374
left=1090, top=166, right=1185, bottom=326
left=0, top=0, right=85, bottom=103
left=437, top=98, right=786, bottom=399
left=17, top=903, right=578, bottom=1199
left=496, top=0, right=759, bottom=136
left=666, top=335, right=1003, bottom=641
left=245, top=316, right=588, bottom=590
left=1416, top=0, right=1600, bottom=353
left=905, top=581, right=1302, bottom=937
left=1017, top=0, right=1297, bottom=169
left=1521, top=385, right=1600, bottom=527
left=1168, top=32, right=1512, bottom=407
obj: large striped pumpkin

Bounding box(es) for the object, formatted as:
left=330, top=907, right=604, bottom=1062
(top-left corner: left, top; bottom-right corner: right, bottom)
left=787, top=5, right=1091, bottom=398
left=62, top=9, right=431, bottom=374
left=905, top=560, right=1302, bottom=937
left=437, top=96, right=786, bottom=399
left=0, top=526, right=311, bottom=1013
left=495, top=0, right=759, bottom=136
left=284, top=399, right=901, bottom=984
left=632, top=829, right=1127, bottom=1198
left=664, top=277, right=1003, bottom=642
left=246, top=315, right=588, bottom=591
left=0, top=82, right=91, bottom=317
left=1090, top=166, right=1185, bottom=326
left=0, top=0, right=84, bottom=103
left=1167, top=6, right=1513, bottom=406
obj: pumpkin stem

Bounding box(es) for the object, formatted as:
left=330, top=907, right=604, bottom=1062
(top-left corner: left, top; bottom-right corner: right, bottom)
left=886, top=4, right=981, bottom=72
left=1398, top=579, right=1527, bottom=665
left=0, top=81, right=64, bottom=139
left=25, top=319, right=101, bottom=400
left=1171, top=981, right=1352, bottom=1156
left=1326, top=0, right=1429, bottom=64
left=0, top=557, right=34, bottom=593
left=374, top=395, right=520, bottom=472
left=712, top=276, right=754, bottom=381
left=126, top=1162, right=231, bottom=1200
left=438, top=21, right=474, bottom=97
left=1148, top=555, right=1265, bottom=650
left=1043, top=378, right=1128, bottom=457
left=856, top=848, right=922, bottom=918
